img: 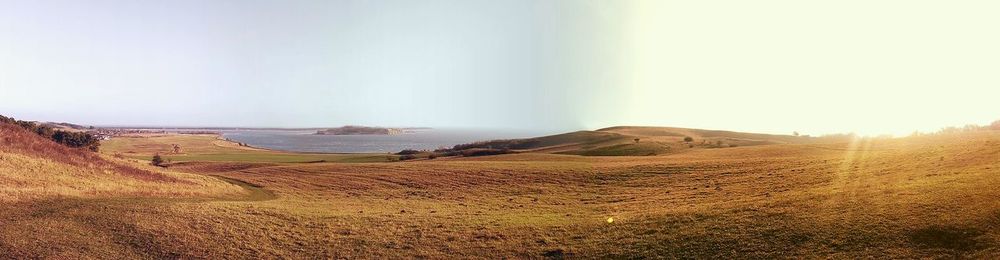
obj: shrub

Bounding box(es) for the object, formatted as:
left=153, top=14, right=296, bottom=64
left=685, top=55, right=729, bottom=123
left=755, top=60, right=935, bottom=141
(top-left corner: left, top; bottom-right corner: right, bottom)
left=52, top=131, right=101, bottom=151
left=451, top=139, right=540, bottom=151
left=684, top=136, right=694, bottom=142
left=396, top=149, right=421, bottom=155
left=398, top=154, right=417, bottom=161
left=461, top=148, right=514, bottom=157
left=427, top=153, right=438, bottom=159
left=151, top=154, right=165, bottom=167
left=0, top=114, right=100, bottom=151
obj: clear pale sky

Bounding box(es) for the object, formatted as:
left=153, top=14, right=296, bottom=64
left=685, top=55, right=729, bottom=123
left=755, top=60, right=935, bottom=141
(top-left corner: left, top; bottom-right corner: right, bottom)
left=1, top=0, right=997, bottom=135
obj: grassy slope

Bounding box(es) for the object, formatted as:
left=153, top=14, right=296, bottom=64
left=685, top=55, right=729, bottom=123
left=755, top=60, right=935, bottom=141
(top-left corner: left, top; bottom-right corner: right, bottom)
left=100, top=134, right=395, bottom=163
left=454, top=130, right=631, bottom=153
left=460, top=126, right=819, bottom=156
left=4, top=130, right=1000, bottom=258
left=598, top=125, right=810, bottom=143
left=0, top=123, right=241, bottom=202
left=558, top=142, right=674, bottom=156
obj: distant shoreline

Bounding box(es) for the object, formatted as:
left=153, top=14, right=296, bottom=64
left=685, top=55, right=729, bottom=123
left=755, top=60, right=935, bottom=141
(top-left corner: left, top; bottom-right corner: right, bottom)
left=210, top=133, right=393, bottom=155
left=95, top=126, right=434, bottom=131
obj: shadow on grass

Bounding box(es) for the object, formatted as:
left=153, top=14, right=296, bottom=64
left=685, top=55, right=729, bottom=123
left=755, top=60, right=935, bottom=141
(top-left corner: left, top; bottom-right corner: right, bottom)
left=908, top=225, right=987, bottom=252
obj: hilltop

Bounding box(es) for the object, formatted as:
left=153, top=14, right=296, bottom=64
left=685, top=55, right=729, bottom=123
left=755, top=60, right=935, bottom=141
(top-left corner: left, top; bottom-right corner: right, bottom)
left=37, top=121, right=91, bottom=132
left=440, top=126, right=835, bottom=157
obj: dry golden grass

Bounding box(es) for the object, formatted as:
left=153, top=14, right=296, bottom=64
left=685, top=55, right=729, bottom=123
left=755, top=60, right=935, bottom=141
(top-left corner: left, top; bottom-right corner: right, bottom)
left=3, top=125, right=1000, bottom=258
left=0, top=123, right=243, bottom=202
left=0, top=152, right=243, bottom=202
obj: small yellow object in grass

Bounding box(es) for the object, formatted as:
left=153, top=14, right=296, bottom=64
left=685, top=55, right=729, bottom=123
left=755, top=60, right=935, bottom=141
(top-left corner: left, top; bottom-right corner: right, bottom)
left=607, top=217, right=614, bottom=223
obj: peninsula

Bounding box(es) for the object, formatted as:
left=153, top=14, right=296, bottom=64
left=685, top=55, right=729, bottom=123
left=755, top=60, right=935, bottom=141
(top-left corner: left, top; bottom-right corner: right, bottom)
left=315, top=125, right=403, bottom=135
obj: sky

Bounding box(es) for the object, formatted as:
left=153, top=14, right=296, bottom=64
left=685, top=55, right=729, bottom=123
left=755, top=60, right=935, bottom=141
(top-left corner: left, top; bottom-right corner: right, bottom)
left=1, top=0, right=997, bottom=136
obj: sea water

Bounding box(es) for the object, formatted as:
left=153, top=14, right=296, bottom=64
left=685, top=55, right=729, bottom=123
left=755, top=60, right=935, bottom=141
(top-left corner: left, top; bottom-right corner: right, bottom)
left=220, top=128, right=549, bottom=153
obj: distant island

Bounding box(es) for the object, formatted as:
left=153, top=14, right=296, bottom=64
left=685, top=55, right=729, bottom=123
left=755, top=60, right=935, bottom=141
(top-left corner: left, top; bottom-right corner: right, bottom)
left=315, top=126, right=404, bottom=135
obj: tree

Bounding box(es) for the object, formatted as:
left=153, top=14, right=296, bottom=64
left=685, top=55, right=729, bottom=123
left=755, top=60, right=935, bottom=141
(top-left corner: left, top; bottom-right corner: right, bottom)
left=51, top=130, right=100, bottom=151
left=683, top=136, right=694, bottom=142
left=793, top=131, right=800, bottom=136
left=151, top=154, right=165, bottom=167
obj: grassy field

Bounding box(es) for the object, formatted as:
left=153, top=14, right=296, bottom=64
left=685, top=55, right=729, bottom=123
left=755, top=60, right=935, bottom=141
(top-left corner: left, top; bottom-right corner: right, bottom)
left=100, top=134, right=396, bottom=163
left=4, top=126, right=1000, bottom=258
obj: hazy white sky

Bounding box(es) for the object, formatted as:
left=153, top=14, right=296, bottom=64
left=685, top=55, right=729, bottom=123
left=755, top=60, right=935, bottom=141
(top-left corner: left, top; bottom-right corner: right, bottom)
left=1, top=0, right=997, bottom=135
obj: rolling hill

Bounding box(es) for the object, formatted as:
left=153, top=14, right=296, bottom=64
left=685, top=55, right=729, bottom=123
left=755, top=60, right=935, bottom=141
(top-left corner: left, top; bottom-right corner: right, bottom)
left=448, top=126, right=830, bottom=156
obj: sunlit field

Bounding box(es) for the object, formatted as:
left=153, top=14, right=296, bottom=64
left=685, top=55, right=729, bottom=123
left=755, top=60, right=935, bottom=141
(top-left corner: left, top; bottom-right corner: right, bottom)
left=4, top=124, right=1000, bottom=258
left=4, top=1, right=1000, bottom=257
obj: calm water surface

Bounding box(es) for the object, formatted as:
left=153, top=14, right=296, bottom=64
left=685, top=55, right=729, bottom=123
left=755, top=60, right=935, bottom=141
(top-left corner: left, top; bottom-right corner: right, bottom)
left=220, top=128, right=550, bottom=153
